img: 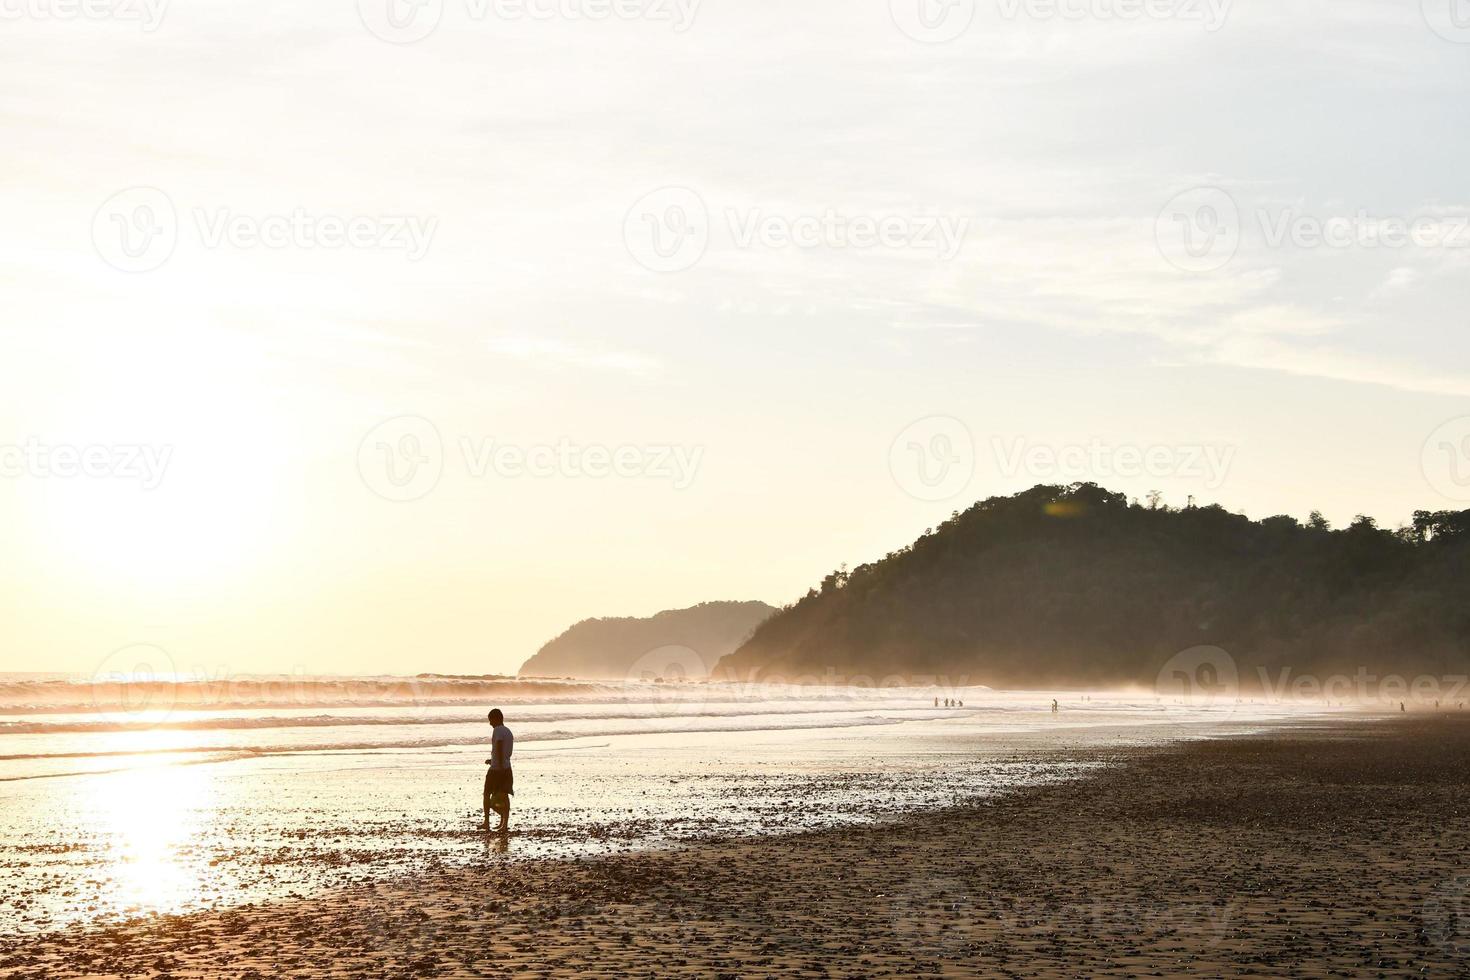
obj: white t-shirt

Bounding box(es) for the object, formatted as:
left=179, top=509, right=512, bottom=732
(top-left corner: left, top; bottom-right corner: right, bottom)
left=490, top=724, right=514, bottom=770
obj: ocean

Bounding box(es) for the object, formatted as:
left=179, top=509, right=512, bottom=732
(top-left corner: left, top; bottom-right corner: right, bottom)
left=0, top=673, right=1332, bottom=935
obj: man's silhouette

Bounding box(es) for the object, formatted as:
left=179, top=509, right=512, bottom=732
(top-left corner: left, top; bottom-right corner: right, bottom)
left=483, top=708, right=514, bottom=833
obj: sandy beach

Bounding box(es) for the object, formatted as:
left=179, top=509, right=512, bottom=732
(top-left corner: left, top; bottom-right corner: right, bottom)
left=7, top=0, right=1467, bottom=972
left=1, top=687, right=1320, bottom=935
left=5, top=714, right=1469, bottom=978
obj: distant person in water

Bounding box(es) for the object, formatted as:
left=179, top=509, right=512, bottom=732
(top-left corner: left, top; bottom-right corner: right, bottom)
left=483, top=708, right=514, bottom=833
left=1051, top=699, right=1059, bottom=714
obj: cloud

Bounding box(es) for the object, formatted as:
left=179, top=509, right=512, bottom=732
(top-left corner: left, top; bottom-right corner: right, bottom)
left=1379, top=267, right=1419, bottom=292
left=485, top=336, right=661, bottom=375
left=1203, top=333, right=1470, bottom=398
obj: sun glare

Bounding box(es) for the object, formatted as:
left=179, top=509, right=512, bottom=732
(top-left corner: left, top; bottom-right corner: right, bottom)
left=24, top=336, right=295, bottom=589
left=97, top=764, right=214, bottom=919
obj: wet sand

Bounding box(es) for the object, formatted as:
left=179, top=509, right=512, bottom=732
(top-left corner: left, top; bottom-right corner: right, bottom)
left=5, top=715, right=1470, bottom=978
left=4, top=695, right=1309, bottom=934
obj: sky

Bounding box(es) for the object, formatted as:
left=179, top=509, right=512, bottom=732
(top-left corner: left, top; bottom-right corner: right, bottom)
left=2, top=0, right=1468, bottom=677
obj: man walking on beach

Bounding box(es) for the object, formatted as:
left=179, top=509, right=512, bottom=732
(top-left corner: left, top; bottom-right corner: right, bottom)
left=483, top=709, right=514, bottom=833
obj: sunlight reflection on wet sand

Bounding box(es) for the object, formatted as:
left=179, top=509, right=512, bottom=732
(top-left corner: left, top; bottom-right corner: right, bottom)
left=98, top=763, right=213, bottom=919
left=0, top=696, right=1340, bottom=936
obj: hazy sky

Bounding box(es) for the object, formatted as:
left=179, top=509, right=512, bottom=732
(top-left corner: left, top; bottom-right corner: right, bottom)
left=2, top=0, right=1468, bottom=677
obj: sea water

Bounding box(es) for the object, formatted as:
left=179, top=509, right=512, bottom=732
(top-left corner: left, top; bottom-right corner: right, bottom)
left=0, top=675, right=1336, bottom=935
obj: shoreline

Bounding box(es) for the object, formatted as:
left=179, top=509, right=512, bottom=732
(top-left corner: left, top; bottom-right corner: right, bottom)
left=0, top=701, right=1343, bottom=937
left=6, top=715, right=1469, bottom=977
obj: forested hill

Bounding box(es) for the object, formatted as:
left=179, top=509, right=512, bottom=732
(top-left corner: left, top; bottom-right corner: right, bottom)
left=518, top=601, right=776, bottom=680
left=712, top=484, right=1470, bottom=690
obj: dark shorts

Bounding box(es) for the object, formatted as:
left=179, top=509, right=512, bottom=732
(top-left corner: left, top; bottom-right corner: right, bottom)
left=484, top=768, right=514, bottom=798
